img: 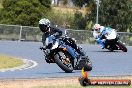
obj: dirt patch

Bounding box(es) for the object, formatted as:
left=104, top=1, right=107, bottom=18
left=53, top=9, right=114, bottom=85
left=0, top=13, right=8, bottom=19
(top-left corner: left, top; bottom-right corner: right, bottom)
left=0, top=76, right=132, bottom=88
left=0, top=77, right=79, bottom=88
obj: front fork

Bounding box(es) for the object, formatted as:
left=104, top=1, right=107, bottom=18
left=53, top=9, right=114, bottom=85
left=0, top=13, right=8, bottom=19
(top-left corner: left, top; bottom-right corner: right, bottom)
left=40, top=46, right=55, bottom=63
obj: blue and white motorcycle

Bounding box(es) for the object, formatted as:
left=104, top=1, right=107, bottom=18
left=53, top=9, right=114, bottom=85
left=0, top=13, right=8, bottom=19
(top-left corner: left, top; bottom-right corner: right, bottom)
left=40, top=31, right=92, bottom=73
left=100, top=28, right=127, bottom=52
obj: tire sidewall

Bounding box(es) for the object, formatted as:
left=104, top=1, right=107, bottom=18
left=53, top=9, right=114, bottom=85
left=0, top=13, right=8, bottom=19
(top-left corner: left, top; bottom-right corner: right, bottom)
left=54, top=51, right=73, bottom=73
left=117, top=41, right=127, bottom=52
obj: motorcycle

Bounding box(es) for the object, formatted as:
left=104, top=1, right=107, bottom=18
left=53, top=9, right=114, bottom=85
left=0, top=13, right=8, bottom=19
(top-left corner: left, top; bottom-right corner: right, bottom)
left=100, top=28, right=127, bottom=52
left=40, top=31, right=92, bottom=73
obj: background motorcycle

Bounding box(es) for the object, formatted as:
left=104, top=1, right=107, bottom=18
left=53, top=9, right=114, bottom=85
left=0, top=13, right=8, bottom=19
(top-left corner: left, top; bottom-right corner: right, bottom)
left=100, top=28, right=127, bottom=52
left=40, top=31, right=92, bottom=73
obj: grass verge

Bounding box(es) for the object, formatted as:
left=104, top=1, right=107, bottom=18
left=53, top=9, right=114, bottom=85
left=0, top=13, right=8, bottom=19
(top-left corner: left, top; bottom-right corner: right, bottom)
left=0, top=54, right=23, bottom=69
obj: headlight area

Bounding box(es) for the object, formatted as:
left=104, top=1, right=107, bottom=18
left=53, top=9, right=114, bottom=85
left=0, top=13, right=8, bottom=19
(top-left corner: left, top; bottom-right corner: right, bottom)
left=46, top=43, right=53, bottom=49
left=51, top=41, right=59, bottom=50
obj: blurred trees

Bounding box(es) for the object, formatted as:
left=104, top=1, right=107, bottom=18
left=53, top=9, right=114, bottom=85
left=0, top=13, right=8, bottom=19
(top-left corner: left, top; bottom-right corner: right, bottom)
left=0, top=0, right=51, bottom=26
left=0, top=0, right=131, bottom=32
left=72, top=0, right=132, bottom=32
left=73, top=11, right=87, bottom=30
left=46, top=10, right=74, bottom=29
left=99, top=0, right=132, bottom=32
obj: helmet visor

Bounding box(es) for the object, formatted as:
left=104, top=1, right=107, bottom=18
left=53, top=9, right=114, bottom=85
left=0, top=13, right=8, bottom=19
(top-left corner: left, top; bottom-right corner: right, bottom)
left=95, top=28, right=100, bottom=32
left=39, top=24, right=49, bottom=32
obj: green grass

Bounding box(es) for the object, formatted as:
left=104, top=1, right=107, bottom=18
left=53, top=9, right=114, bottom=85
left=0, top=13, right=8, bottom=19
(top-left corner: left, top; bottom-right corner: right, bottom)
left=0, top=4, right=2, bottom=8
left=0, top=5, right=2, bottom=9
left=0, top=0, right=2, bottom=8
left=0, top=55, right=23, bottom=69
left=53, top=7, right=86, bottom=14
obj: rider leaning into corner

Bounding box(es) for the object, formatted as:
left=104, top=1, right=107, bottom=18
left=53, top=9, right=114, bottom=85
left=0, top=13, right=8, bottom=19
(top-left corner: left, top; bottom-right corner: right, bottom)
left=93, top=24, right=115, bottom=49
left=39, top=18, right=87, bottom=60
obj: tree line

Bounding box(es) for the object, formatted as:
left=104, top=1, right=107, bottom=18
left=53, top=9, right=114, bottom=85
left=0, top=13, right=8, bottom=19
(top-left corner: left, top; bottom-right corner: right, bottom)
left=72, top=0, right=132, bottom=32
left=0, top=0, right=131, bottom=32
left=0, top=0, right=51, bottom=26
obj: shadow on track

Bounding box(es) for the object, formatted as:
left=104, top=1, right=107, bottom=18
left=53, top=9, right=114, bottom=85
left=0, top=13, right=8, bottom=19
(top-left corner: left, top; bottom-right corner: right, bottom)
left=37, top=70, right=82, bottom=75
left=91, top=50, right=122, bottom=52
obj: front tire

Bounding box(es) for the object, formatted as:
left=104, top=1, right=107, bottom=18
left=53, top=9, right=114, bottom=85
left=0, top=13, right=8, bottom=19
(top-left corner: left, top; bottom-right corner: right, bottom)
left=117, top=41, right=127, bottom=52
left=54, top=51, right=73, bottom=73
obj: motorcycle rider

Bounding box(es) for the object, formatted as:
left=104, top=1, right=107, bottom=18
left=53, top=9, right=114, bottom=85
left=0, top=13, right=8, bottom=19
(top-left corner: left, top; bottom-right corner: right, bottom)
left=39, top=18, right=86, bottom=59
left=93, top=24, right=113, bottom=49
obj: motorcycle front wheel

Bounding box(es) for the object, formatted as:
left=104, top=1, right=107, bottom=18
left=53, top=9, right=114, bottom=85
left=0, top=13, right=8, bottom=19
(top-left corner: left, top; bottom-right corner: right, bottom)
left=117, top=41, right=127, bottom=52
left=54, top=51, right=73, bottom=73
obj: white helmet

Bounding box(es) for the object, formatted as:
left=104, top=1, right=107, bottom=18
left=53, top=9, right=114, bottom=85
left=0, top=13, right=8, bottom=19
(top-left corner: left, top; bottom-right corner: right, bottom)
left=93, top=24, right=101, bottom=30
left=39, top=18, right=50, bottom=32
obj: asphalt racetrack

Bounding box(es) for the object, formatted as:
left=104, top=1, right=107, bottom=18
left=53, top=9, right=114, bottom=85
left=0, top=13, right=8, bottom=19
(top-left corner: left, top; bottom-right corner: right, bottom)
left=0, top=41, right=132, bottom=79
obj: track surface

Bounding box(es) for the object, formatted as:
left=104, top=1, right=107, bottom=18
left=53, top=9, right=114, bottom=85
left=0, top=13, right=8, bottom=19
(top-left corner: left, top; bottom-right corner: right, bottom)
left=0, top=41, right=132, bottom=79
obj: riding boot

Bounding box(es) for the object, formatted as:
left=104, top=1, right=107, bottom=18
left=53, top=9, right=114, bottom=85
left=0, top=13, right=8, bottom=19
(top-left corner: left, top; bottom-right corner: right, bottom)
left=76, top=46, right=87, bottom=59
left=74, top=47, right=88, bottom=70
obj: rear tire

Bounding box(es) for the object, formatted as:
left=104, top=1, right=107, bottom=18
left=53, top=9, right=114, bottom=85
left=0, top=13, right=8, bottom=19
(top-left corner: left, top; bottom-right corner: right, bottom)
left=117, top=41, right=127, bottom=52
left=54, top=51, right=73, bottom=73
